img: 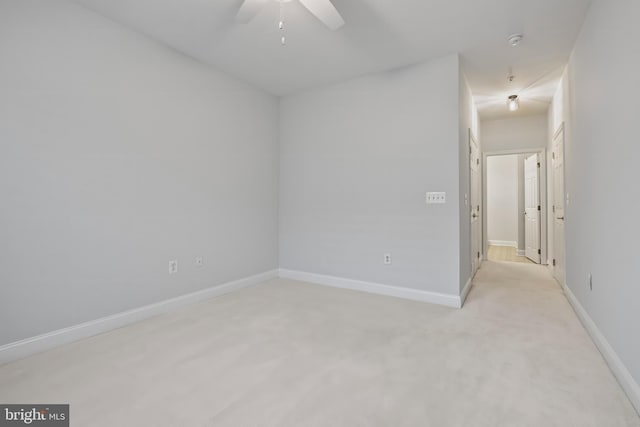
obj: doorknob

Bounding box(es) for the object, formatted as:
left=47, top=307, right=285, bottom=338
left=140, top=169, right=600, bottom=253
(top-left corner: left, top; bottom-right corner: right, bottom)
left=557, top=216, right=565, bottom=220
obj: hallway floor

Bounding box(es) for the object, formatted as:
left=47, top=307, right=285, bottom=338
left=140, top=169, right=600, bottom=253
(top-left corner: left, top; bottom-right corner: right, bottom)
left=488, top=245, right=535, bottom=264
left=1, top=262, right=638, bottom=426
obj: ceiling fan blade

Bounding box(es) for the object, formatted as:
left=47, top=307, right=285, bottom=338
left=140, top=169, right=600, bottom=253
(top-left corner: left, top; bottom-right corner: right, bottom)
left=299, top=0, right=345, bottom=30
left=235, top=0, right=268, bottom=24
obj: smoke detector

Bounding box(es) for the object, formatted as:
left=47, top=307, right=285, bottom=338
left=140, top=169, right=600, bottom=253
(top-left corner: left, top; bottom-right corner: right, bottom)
left=508, top=34, right=524, bottom=47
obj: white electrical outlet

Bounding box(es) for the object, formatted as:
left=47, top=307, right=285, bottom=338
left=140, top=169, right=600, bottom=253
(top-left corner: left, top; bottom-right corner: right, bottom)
left=384, top=253, right=392, bottom=265
left=195, top=257, right=203, bottom=267
left=426, top=192, right=446, bottom=204
left=169, top=260, right=178, bottom=274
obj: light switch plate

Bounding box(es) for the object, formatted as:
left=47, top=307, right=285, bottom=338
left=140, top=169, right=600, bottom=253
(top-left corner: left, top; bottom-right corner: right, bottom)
left=426, top=192, right=446, bottom=204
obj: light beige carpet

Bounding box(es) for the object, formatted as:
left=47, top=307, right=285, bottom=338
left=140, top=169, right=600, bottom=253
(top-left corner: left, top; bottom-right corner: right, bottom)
left=487, top=245, right=535, bottom=264
left=1, top=261, right=638, bottom=426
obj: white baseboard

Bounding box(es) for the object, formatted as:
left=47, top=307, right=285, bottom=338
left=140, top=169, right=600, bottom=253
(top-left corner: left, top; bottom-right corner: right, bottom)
left=279, top=269, right=462, bottom=308
left=488, top=240, right=517, bottom=248
left=460, top=277, right=473, bottom=307
left=517, top=249, right=525, bottom=257
left=0, top=270, right=278, bottom=365
left=563, top=284, right=640, bottom=415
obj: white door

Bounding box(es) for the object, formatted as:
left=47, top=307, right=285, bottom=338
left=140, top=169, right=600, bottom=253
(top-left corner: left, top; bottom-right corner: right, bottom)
left=552, top=128, right=566, bottom=284
left=470, top=132, right=481, bottom=274
left=524, top=154, right=541, bottom=263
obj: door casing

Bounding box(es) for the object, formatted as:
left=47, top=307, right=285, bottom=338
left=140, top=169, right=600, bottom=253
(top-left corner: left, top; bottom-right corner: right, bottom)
left=482, top=148, right=548, bottom=264
left=469, top=130, right=481, bottom=275
left=551, top=124, right=566, bottom=284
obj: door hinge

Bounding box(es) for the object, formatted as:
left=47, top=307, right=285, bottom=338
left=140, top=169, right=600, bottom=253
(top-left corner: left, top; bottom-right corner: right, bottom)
left=538, top=249, right=541, bottom=255
left=552, top=152, right=556, bottom=160
left=552, top=205, right=556, bottom=213
left=477, top=205, right=480, bottom=212
left=537, top=162, right=540, bottom=168
left=538, top=205, right=541, bottom=211
left=477, top=158, right=480, bottom=165
left=477, top=251, right=480, bottom=259
left=553, top=259, right=556, bottom=266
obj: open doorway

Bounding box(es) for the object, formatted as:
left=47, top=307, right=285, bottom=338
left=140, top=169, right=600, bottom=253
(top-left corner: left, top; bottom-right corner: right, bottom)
left=483, top=149, right=548, bottom=264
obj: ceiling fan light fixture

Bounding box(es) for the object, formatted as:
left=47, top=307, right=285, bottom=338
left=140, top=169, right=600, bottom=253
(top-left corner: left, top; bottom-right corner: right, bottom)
left=508, top=95, right=520, bottom=112
left=236, top=0, right=345, bottom=31
left=279, top=0, right=286, bottom=45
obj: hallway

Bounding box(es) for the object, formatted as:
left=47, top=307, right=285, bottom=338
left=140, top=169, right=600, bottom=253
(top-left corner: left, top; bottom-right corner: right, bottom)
left=467, top=261, right=639, bottom=425
left=487, top=245, right=535, bottom=264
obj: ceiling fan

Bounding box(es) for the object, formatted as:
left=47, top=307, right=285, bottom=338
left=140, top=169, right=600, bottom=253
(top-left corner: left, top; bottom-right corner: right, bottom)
left=235, top=0, right=345, bottom=31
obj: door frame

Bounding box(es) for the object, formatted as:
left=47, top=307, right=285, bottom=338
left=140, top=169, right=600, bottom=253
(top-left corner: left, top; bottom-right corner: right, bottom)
left=551, top=122, right=567, bottom=283
left=469, top=130, right=481, bottom=276
left=482, top=148, right=548, bottom=264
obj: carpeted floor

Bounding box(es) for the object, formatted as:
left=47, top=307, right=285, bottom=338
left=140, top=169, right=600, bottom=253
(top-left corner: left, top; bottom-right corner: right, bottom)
left=487, top=245, right=535, bottom=264
left=1, top=261, right=638, bottom=426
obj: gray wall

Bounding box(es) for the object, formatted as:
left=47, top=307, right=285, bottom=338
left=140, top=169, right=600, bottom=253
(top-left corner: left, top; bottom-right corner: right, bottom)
left=486, top=156, right=518, bottom=245
left=481, top=115, right=548, bottom=153
left=279, top=55, right=463, bottom=296
left=553, top=0, right=640, bottom=386
left=0, top=0, right=279, bottom=345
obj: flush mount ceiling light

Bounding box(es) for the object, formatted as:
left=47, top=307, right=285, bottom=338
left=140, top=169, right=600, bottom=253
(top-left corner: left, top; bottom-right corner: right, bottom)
left=508, top=95, right=520, bottom=112
left=508, top=34, right=524, bottom=47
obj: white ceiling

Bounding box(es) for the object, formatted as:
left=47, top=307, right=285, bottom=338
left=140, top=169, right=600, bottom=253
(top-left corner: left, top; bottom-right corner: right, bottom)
left=73, top=0, right=592, bottom=119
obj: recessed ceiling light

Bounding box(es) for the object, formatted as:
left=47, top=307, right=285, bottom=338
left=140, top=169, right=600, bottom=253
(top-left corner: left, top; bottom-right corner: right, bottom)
left=508, top=34, right=524, bottom=47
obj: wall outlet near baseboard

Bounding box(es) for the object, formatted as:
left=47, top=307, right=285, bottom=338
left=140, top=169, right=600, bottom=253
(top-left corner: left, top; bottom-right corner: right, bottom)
left=169, top=260, right=178, bottom=274
left=383, top=253, right=392, bottom=265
